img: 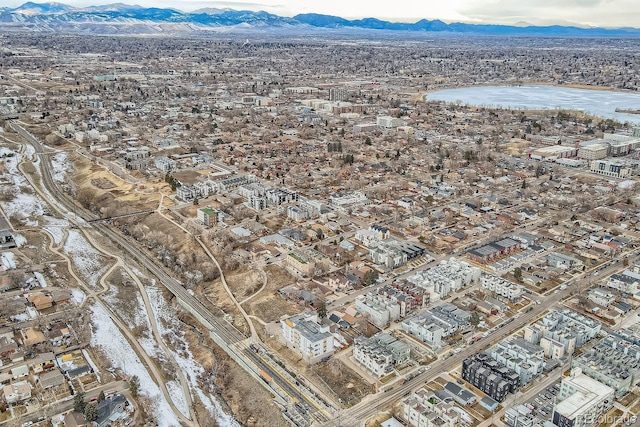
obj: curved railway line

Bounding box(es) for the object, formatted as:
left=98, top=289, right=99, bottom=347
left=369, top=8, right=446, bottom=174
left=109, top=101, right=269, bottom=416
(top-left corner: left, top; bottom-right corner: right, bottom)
left=10, top=121, right=330, bottom=425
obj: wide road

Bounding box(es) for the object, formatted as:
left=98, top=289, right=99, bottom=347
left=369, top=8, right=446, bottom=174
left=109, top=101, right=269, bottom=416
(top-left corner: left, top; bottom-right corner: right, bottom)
left=326, top=250, right=639, bottom=427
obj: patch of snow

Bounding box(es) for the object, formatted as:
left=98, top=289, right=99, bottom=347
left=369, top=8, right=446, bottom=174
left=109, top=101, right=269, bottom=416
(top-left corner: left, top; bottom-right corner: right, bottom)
left=82, top=349, right=101, bottom=382
left=50, top=151, right=68, bottom=183
left=24, top=144, right=35, bottom=157
left=71, top=288, right=85, bottom=305
left=26, top=307, right=38, bottom=319
left=33, top=271, right=48, bottom=288
left=63, top=230, right=108, bottom=289
left=90, top=303, right=181, bottom=427
left=43, top=216, right=68, bottom=245
left=43, top=227, right=64, bottom=245
left=166, top=380, right=189, bottom=418
left=0, top=148, right=19, bottom=175
left=138, top=337, right=159, bottom=358
left=44, top=216, right=69, bottom=226
left=146, top=286, right=239, bottom=427
left=1, top=252, right=16, bottom=270
left=13, top=234, right=27, bottom=247
left=10, top=313, right=28, bottom=322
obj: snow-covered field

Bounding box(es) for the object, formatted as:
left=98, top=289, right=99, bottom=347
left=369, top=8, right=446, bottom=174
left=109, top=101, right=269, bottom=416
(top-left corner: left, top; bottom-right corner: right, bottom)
left=63, top=230, right=109, bottom=289
left=166, top=380, right=189, bottom=418
left=0, top=147, right=20, bottom=176
left=0, top=147, right=45, bottom=224
left=2, top=192, right=45, bottom=223
left=102, top=283, right=159, bottom=358
left=90, top=303, right=181, bottom=427
left=147, top=285, right=239, bottom=427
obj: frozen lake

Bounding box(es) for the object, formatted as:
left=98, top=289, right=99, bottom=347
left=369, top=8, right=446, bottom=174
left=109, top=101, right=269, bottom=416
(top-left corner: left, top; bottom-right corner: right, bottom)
left=427, top=85, right=640, bottom=124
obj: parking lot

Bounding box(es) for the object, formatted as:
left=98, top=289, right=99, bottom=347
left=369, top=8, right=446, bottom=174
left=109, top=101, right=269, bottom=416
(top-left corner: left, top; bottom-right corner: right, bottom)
left=520, top=379, right=561, bottom=421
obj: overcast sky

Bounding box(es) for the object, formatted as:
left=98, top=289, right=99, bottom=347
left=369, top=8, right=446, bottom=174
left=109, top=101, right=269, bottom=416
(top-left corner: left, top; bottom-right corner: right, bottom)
left=4, top=0, right=638, bottom=27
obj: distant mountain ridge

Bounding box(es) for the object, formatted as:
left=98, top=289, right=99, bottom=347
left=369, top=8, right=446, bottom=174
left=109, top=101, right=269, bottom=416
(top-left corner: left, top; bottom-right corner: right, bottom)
left=1, top=1, right=639, bottom=36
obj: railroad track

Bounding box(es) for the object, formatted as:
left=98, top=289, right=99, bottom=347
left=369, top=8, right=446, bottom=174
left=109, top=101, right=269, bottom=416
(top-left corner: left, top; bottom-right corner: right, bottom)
left=11, top=121, right=329, bottom=425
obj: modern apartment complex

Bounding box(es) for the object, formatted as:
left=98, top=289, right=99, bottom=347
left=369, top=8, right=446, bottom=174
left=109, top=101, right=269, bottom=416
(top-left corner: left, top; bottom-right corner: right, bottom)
left=552, top=369, right=614, bottom=427
left=281, top=312, right=334, bottom=364
left=462, top=353, right=519, bottom=402
left=353, top=333, right=410, bottom=377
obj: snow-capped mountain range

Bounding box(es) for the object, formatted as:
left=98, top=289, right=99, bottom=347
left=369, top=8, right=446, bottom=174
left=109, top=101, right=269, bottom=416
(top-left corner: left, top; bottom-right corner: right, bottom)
left=1, top=2, right=639, bottom=36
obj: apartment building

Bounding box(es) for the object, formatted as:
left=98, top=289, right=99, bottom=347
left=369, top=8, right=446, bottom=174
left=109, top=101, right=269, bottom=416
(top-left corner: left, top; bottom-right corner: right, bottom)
left=287, top=198, right=322, bottom=222
left=578, top=143, right=609, bottom=160
left=572, top=333, right=640, bottom=396
left=353, top=333, right=410, bottom=377
left=355, top=294, right=400, bottom=328
left=462, top=353, right=519, bottom=402
left=377, top=115, right=405, bottom=129
left=241, top=183, right=298, bottom=211
left=281, top=312, right=334, bottom=364
left=481, top=276, right=524, bottom=301
left=524, top=310, right=601, bottom=359
left=370, top=243, right=407, bottom=269
left=329, top=87, right=349, bottom=102
left=590, top=160, right=633, bottom=178
left=402, top=303, right=470, bottom=349
left=154, top=156, right=177, bottom=172
left=196, top=206, right=220, bottom=227
left=283, top=249, right=331, bottom=278
left=552, top=369, right=614, bottom=427
left=488, top=338, right=545, bottom=385
left=176, top=180, right=218, bottom=201
left=407, top=257, right=481, bottom=298
left=605, top=270, right=640, bottom=297
left=402, top=388, right=461, bottom=427
left=355, top=284, right=427, bottom=328
left=355, top=229, right=385, bottom=248
left=329, top=191, right=371, bottom=211
left=467, top=238, right=521, bottom=264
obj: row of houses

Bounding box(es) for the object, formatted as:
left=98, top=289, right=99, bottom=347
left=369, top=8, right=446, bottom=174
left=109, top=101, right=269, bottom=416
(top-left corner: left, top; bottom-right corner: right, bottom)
left=462, top=353, right=520, bottom=402
left=401, top=303, right=471, bottom=349
left=355, top=283, right=429, bottom=329
left=238, top=182, right=299, bottom=211
left=176, top=174, right=256, bottom=201
left=524, top=309, right=602, bottom=359
left=353, top=333, right=410, bottom=378
left=406, top=258, right=481, bottom=299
